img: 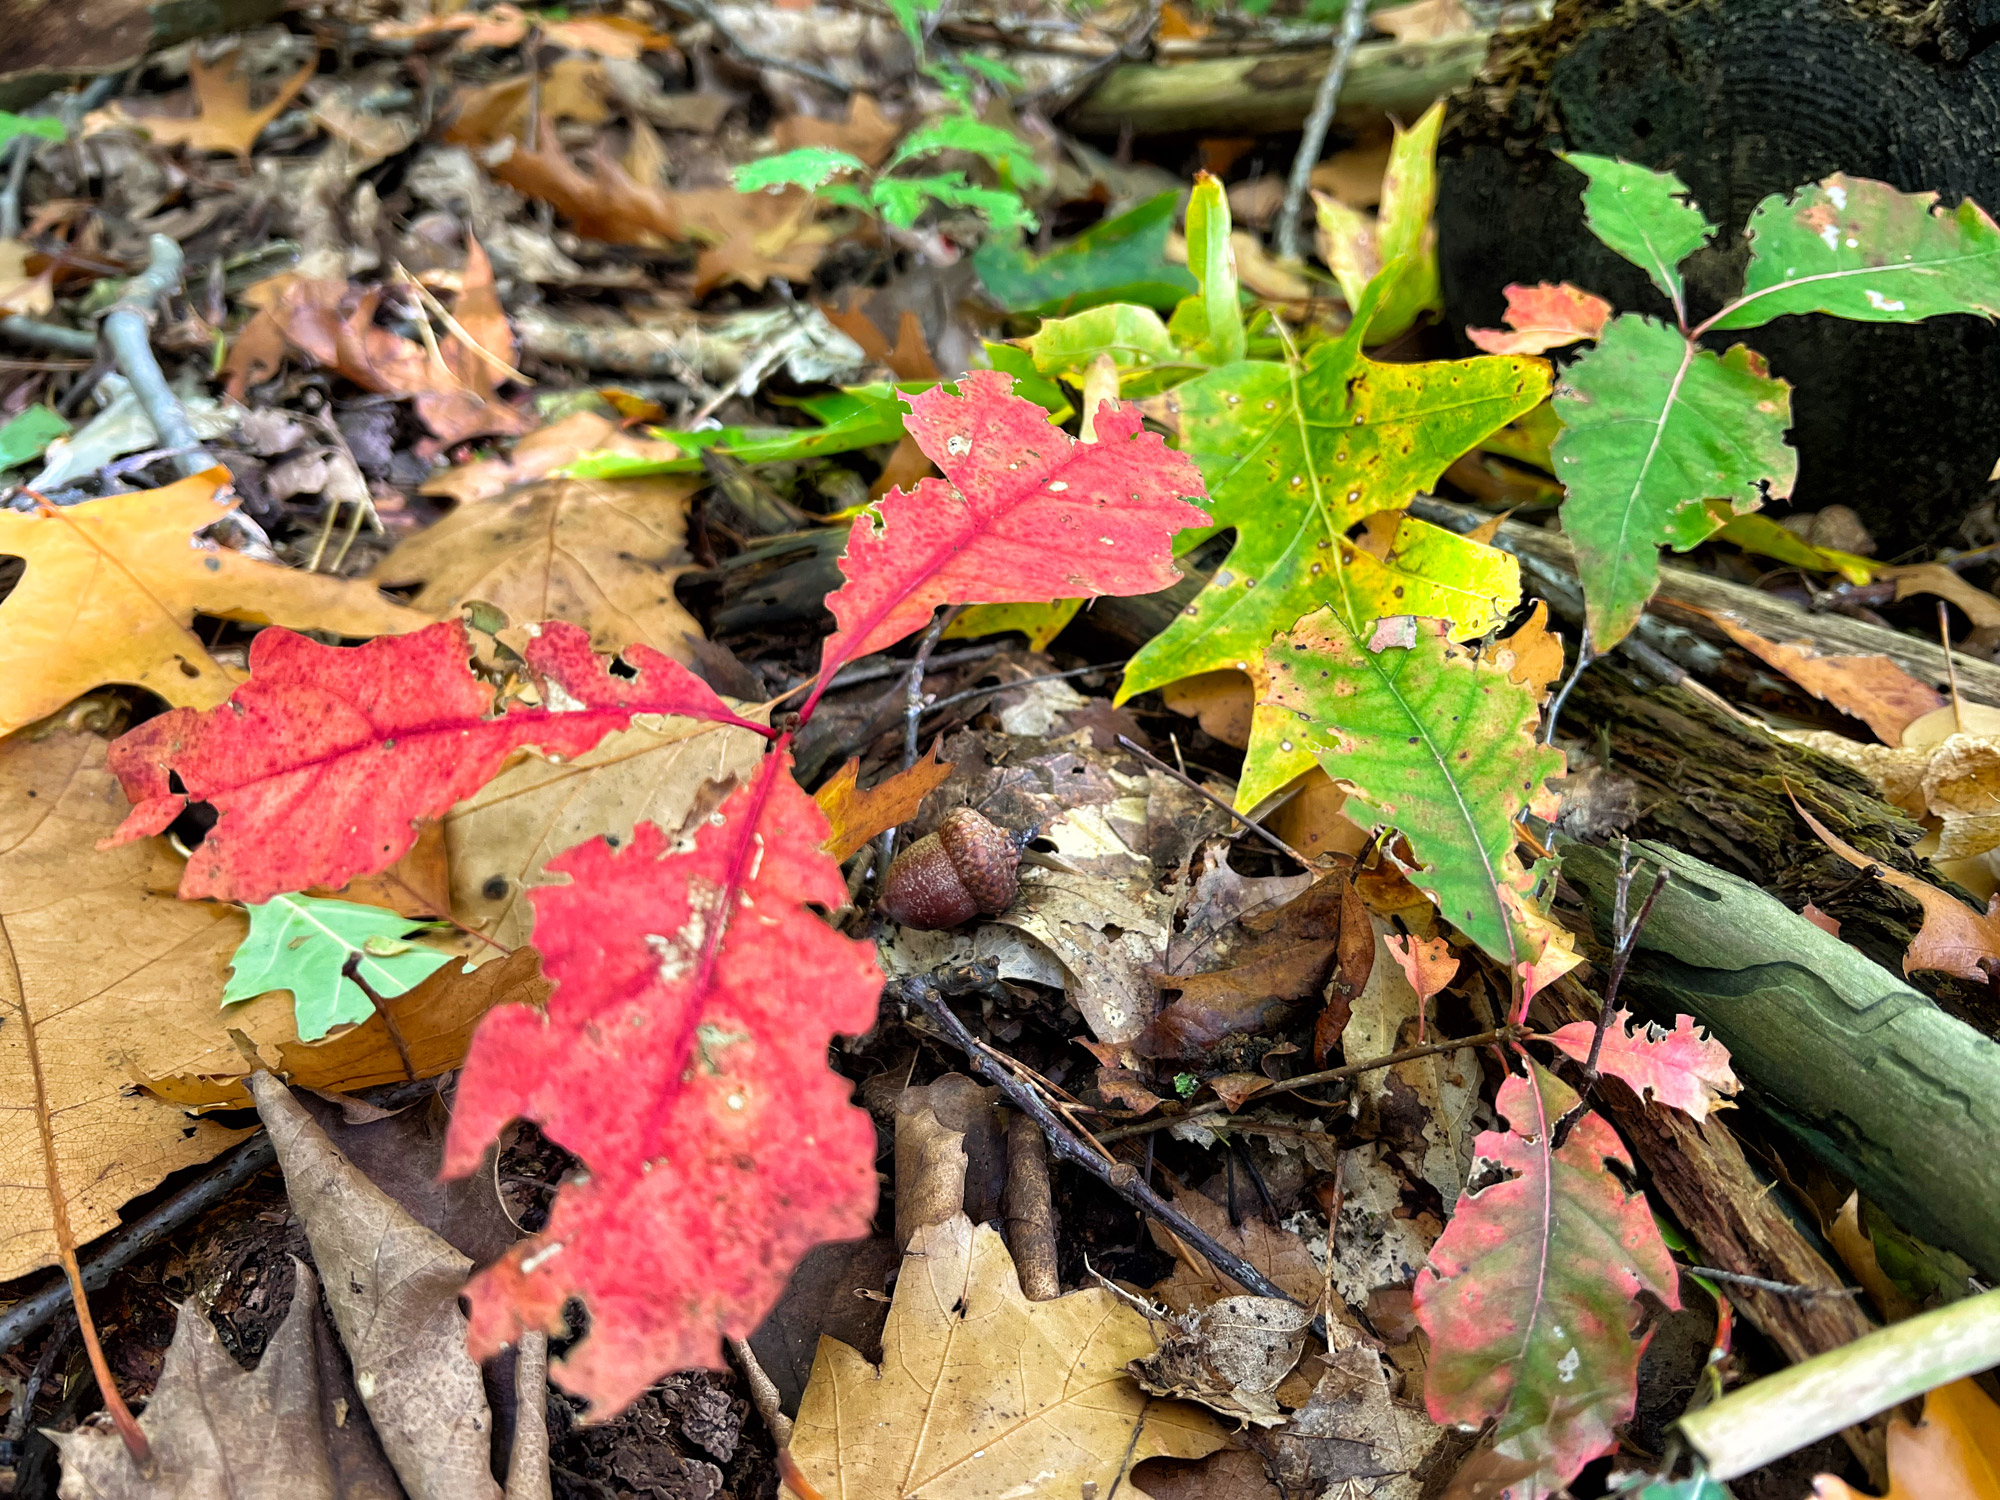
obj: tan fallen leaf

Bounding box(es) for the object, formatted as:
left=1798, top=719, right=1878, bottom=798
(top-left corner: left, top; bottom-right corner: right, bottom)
left=816, top=742, right=954, bottom=862
left=1491, top=599, right=1566, bottom=701
left=819, top=299, right=940, bottom=381
left=1791, top=701, right=2000, bottom=863
left=414, top=237, right=534, bottom=448
left=1794, top=795, right=2000, bottom=980
left=1232, top=230, right=1314, bottom=303
left=1707, top=612, right=1944, bottom=746
left=540, top=14, right=676, bottom=58
left=1163, top=669, right=1254, bottom=749
left=1813, top=1378, right=2000, bottom=1500
left=89, top=48, right=316, bottom=157
left=0, top=725, right=252, bottom=1282
left=0, top=238, right=54, bottom=315
left=0, top=470, right=429, bottom=742
left=1266, top=770, right=1370, bottom=862
left=249, top=1073, right=506, bottom=1499
left=1884, top=562, right=2000, bottom=631
left=1253, top=1328, right=1450, bottom=1500
left=420, top=410, right=682, bottom=506
left=1148, top=1188, right=1327, bottom=1317
left=774, top=93, right=902, bottom=167
left=1128, top=1293, right=1313, bottom=1428
left=444, top=59, right=615, bottom=145
left=446, top=715, right=767, bottom=948
left=790, top=1214, right=1226, bottom=1499
left=1370, top=0, right=1478, bottom=42
left=376, top=473, right=701, bottom=662
left=371, top=4, right=530, bottom=49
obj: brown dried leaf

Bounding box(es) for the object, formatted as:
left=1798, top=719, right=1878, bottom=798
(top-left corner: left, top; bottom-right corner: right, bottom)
left=1162, top=669, right=1254, bottom=749
left=1149, top=1188, right=1326, bottom=1316
left=774, top=93, right=902, bottom=168
left=376, top=474, right=702, bottom=661
left=815, top=741, right=955, bottom=862
left=1709, top=612, right=1944, bottom=746
left=1131, top=1295, right=1313, bottom=1428
left=1884, top=562, right=2000, bottom=630
left=90, top=49, right=316, bottom=157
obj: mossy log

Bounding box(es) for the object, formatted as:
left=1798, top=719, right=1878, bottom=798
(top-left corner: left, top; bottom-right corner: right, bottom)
left=1437, top=0, right=2000, bottom=552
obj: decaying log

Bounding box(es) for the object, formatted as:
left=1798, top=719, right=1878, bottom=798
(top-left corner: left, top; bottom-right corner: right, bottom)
left=1538, top=975, right=1876, bottom=1365
left=0, top=0, right=288, bottom=111
left=1561, top=839, right=2000, bottom=1283
left=1066, top=32, right=1489, bottom=137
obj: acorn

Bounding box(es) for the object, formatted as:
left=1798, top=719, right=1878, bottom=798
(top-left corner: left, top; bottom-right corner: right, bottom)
left=880, top=808, right=1021, bottom=930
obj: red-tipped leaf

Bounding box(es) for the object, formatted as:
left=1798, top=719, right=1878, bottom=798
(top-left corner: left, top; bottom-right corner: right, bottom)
left=1541, top=1009, right=1739, bottom=1121
left=1468, top=282, right=1613, bottom=355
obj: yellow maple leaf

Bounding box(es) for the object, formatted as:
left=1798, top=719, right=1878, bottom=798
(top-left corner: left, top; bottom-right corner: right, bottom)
left=791, top=1214, right=1225, bottom=1499
left=0, top=470, right=431, bottom=736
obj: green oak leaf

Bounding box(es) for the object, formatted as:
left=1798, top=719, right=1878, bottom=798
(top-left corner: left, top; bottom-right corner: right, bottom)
left=1166, top=171, right=1246, bottom=366
left=973, top=191, right=1197, bottom=315
left=223, top=893, right=457, bottom=1042
left=1263, top=611, right=1564, bottom=963
left=1552, top=313, right=1795, bottom=648
left=1565, top=154, right=1716, bottom=309
left=1120, top=275, right=1546, bottom=805
left=1712, top=173, right=2000, bottom=330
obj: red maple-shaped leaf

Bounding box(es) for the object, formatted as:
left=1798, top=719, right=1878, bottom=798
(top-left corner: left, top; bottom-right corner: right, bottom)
left=811, top=370, right=1208, bottom=697
left=1540, top=1009, right=1739, bottom=1122
left=442, top=751, right=881, bottom=1414
left=1413, top=1059, right=1679, bottom=1498
left=1468, top=282, right=1613, bottom=355
left=102, top=619, right=760, bottom=904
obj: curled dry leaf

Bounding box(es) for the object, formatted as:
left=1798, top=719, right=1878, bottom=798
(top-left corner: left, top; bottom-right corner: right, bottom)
left=101, top=619, right=757, bottom=905
left=791, top=1214, right=1226, bottom=1498
left=1812, top=1378, right=2000, bottom=1500
left=1792, top=701, right=2000, bottom=864
left=1706, top=612, right=1944, bottom=746
left=419, top=410, right=682, bottom=506
left=1468, top=281, right=1614, bottom=355
left=1129, top=1294, right=1314, bottom=1429
left=375, top=474, right=705, bottom=662
left=815, top=740, right=955, bottom=862
left=0, top=470, right=430, bottom=737
left=1539, top=1009, right=1740, bottom=1121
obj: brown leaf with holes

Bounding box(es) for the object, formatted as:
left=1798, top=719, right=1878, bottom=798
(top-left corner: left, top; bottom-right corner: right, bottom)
left=88, top=48, right=316, bottom=156
left=815, top=741, right=956, bottom=862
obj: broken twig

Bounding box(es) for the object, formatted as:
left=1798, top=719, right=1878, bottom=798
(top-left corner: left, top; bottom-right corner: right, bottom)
left=100, top=235, right=217, bottom=479
left=1275, top=0, right=1371, bottom=262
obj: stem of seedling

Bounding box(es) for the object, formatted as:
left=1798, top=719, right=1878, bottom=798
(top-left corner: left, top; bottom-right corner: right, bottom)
left=342, top=954, right=417, bottom=1081
left=1578, top=841, right=1670, bottom=1098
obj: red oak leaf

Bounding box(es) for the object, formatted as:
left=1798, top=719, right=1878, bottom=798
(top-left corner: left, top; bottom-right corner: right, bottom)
left=1414, top=1059, right=1679, bottom=1498
left=1468, top=282, right=1613, bottom=355
left=101, top=619, right=761, bottom=904
left=442, top=750, right=882, bottom=1415
left=1539, top=1009, right=1739, bottom=1121
left=810, top=370, right=1208, bottom=700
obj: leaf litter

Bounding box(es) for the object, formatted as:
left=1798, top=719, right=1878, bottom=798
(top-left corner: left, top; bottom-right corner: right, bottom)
left=4, top=7, right=1997, bottom=1498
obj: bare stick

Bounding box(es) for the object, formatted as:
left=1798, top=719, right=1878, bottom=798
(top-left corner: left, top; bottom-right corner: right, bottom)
left=1579, top=844, right=1670, bottom=1094
left=1115, top=734, right=1312, bottom=867
left=730, top=1334, right=793, bottom=1444
left=901, top=976, right=1319, bottom=1326
left=100, top=236, right=217, bottom=479
left=1686, top=1266, right=1862, bottom=1300
left=1543, top=625, right=1594, bottom=744
left=1275, top=0, right=1372, bottom=263
left=505, top=1330, right=553, bottom=1500
left=904, top=607, right=958, bottom=772
left=340, top=954, right=418, bottom=1081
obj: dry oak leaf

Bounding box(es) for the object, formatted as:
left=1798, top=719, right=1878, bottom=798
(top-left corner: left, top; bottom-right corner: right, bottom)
left=443, top=752, right=884, bottom=1415
left=1384, top=933, right=1459, bottom=1007
left=102, top=618, right=761, bottom=906
left=376, top=473, right=704, bottom=662
left=88, top=47, right=316, bottom=156
left=1791, top=702, right=2000, bottom=863
left=815, top=740, right=955, bottom=862
left=419, top=410, right=681, bottom=506
left=814, top=372, right=1209, bottom=688
left=0, top=726, right=254, bottom=1281
left=1813, top=1378, right=2000, bottom=1500
left=1706, top=612, right=1944, bottom=746
left=1468, top=282, right=1613, bottom=355
left=791, top=1213, right=1226, bottom=1500
left=446, top=711, right=768, bottom=950
left=0, top=470, right=430, bottom=738
left=1883, top=562, right=2000, bottom=631
left=773, top=93, right=902, bottom=167
left=1539, top=1008, right=1740, bottom=1121
left=417, top=236, right=533, bottom=449
left=1794, top=797, right=2000, bottom=980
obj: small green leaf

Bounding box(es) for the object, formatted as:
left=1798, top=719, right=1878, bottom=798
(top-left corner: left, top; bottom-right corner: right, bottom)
left=1168, top=172, right=1246, bottom=365
left=224, top=894, right=456, bottom=1041
left=566, top=386, right=912, bottom=477
left=982, top=342, right=1072, bottom=418
left=1022, top=303, right=1187, bottom=395
left=1714, top=511, right=1874, bottom=584
left=973, top=191, right=1197, bottom=316
left=944, top=598, right=1084, bottom=651
left=1366, top=100, right=1445, bottom=342
left=733, top=147, right=866, bottom=194
left=1712, top=173, right=2000, bottom=330
left=955, top=53, right=1024, bottom=89
left=0, top=112, right=63, bottom=147
left=889, top=115, right=1045, bottom=187
left=1264, top=612, right=1563, bottom=963
left=1553, top=313, right=1795, bottom=648
left=1565, top=154, right=1716, bottom=308
left=870, top=172, right=963, bottom=229
left=0, top=405, right=70, bottom=473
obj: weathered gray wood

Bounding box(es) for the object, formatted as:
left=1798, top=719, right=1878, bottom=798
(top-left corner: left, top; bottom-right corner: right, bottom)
left=1065, top=33, right=1489, bottom=137
left=1560, top=839, right=2000, bottom=1283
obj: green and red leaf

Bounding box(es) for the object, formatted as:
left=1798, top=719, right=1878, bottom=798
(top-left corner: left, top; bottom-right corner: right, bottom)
left=1469, top=282, right=1613, bottom=355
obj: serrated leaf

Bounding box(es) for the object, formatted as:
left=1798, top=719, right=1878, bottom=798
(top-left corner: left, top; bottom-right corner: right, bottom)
left=813, top=370, right=1208, bottom=683
left=815, top=740, right=954, bottom=862
left=1168, top=171, right=1246, bottom=365
left=222, top=893, right=455, bottom=1045
left=103, top=619, right=761, bottom=905
left=1262, top=611, right=1563, bottom=964
left=1712, top=174, right=2000, bottom=330
left=1538, top=1009, right=1740, bottom=1120
left=1553, top=313, right=1795, bottom=648
left=1368, top=99, right=1445, bottom=341
left=1119, top=293, right=1544, bottom=806
left=443, top=752, right=884, bottom=1416
left=732, top=146, right=866, bottom=193
left=973, top=191, right=1197, bottom=315
left=1566, top=153, right=1716, bottom=308
left=1414, top=1059, right=1681, bottom=1497
left=889, top=114, right=1045, bottom=186
left=1469, top=282, right=1613, bottom=354
left=566, top=385, right=911, bottom=477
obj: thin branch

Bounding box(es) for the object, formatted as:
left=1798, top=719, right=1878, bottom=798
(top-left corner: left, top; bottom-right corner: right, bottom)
left=340, top=954, right=418, bottom=1082
left=1275, top=0, right=1371, bottom=263
left=1685, top=1266, right=1863, bottom=1300
left=920, top=661, right=1126, bottom=718
left=1115, top=734, right=1312, bottom=867
left=1543, top=624, right=1594, bottom=744
left=100, top=235, right=217, bottom=480
left=1579, top=844, right=1670, bottom=1094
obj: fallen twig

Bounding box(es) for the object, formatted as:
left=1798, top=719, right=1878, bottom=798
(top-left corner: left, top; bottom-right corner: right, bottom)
left=1275, top=0, right=1372, bottom=262
left=100, top=235, right=218, bottom=479
left=1684, top=1266, right=1861, bottom=1300
left=0, top=315, right=98, bottom=356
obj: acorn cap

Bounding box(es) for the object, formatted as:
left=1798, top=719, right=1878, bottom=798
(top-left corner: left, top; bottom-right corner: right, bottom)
left=935, top=807, right=1020, bottom=914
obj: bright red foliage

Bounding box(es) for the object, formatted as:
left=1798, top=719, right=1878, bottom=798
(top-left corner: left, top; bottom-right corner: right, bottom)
left=1413, top=1060, right=1678, bottom=1499
left=1468, top=282, right=1614, bottom=356
left=811, top=371, right=1208, bottom=698
left=1542, top=1009, right=1739, bottom=1122
left=442, top=750, right=882, bottom=1415
left=101, top=619, right=758, bottom=904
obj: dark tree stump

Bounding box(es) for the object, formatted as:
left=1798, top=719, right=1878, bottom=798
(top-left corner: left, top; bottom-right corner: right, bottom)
left=1436, top=0, right=2000, bottom=553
